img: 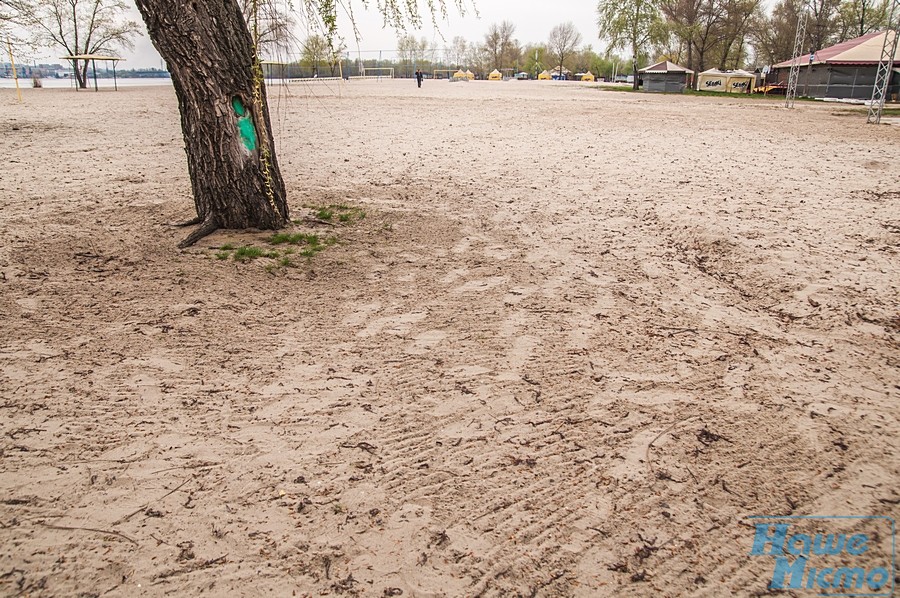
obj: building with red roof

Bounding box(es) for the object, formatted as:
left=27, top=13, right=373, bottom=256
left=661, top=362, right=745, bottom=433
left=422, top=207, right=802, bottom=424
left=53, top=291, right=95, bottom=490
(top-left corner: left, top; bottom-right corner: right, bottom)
left=772, top=30, right=899, bottom=100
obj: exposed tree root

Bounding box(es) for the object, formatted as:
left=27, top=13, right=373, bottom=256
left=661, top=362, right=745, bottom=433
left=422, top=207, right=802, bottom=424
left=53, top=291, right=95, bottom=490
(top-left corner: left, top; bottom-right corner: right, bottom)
left=171, top=215, right=204, bottom=227
left=178, top=219, right=219, bottom=249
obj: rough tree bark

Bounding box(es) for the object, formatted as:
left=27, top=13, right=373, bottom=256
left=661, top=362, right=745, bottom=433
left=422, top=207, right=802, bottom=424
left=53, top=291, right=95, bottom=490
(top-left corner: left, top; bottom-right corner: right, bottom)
left=133, top=0, right=289, bottom=248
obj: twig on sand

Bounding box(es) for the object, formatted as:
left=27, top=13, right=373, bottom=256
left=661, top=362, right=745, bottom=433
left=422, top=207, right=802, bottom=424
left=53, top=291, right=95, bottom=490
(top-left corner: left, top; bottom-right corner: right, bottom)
left=656, top=326, right=749, bottom=338
left=340, top=441, right=378, bottom=455
left=301, top=217, right=336, bottom=227
left=113, top=478, right=191, bottom=526
left=149, top=461, right=221, bottom=475
left=153, top=554, right=228, bottom=582
left=38, top=522, right=138, bottom=545
left=646, top=416, right=699, bottom=477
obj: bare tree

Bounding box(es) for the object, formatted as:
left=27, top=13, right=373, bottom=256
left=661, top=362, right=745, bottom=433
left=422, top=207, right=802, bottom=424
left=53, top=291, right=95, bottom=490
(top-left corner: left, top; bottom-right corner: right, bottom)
left=717, top=0, right=762, bottom=69
left=499, top=21, right=522, bottom=70
left=751, top=0, right=803, bottom=64
left=465, top=41, right=488, bottom=76
left=240, top=0, right=296, bottom=57
left=807, top=0, right=842, bottom=52
left=483, top=20, right=516, bottom=69
left=547, top=22, right=582, bottom=80
left=483, top=22, right=503, bottom=68
left=14, top=0, right=139, bottom=89
left=1, top=1, right=16, bottom=32
left=660, top=0, right=725, bottom=73
left=327, top=37, right=347, bottom=76
left=131, top=0, right=468, bottom=247
left=447, top=35, right=468, bottom=66
left=655, top=27, right=688, bottom=64
left=837, top=0, right=889, bottom=40
left=397, top=34, right=427, bottom=76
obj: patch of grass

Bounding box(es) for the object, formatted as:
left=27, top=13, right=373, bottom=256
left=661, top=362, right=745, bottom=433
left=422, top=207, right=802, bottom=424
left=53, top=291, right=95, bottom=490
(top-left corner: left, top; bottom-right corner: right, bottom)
left=215, top=250, right=231, bottom=260
left=271, top=232, right=320, bottom=246
left=683, top=89, right=819, bottom=102
left=299, top=238, right=338, bottom=258
left=304, top=204, right=366, bottom=224
left=264, top=255, right=300, bottom=273
left=593, top=85, right=823, bottom=103
left=268, top=232, right=339, bottom=259
left=233, top=246, right=279, bottom=262
left=834, top=107, right=900, bottom=117
left=220, top=243, right=235, bottom=250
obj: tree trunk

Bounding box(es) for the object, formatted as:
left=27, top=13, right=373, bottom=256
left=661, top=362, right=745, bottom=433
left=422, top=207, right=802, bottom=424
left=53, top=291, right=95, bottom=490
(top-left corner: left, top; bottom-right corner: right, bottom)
left=75, top=59, right=88, bottom=89
left=133, top=0, right=289, bottom=247
left=632, top=45, right=639, bottom=91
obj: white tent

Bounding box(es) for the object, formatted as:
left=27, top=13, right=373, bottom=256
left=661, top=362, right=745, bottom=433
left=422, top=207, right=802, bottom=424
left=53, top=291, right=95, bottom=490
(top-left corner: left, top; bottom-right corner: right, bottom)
left=696, top=68, right=755, bottom=93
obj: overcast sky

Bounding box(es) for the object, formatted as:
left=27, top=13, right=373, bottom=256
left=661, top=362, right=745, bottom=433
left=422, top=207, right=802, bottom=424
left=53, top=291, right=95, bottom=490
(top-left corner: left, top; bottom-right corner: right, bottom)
left=116, top=1, right=603, bottom=69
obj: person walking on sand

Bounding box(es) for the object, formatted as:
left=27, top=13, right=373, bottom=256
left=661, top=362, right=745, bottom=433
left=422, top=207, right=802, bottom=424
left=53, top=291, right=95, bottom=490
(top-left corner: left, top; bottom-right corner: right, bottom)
left=415, top=69, right=423, bottom=89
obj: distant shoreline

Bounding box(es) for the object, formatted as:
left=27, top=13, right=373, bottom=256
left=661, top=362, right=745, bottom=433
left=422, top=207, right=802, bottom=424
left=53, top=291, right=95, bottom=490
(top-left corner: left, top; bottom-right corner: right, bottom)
left=0, top=77, right=174, bottom=90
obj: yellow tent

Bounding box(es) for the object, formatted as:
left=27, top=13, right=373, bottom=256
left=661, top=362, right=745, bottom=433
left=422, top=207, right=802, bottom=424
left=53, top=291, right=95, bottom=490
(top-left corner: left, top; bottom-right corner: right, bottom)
left=538, top=70, right=552, bottom=80
left=465, top=69, right=475, bottom=80
left=452, top=69, right=467, bottom=80
left=488, top=69, right=502, bottom=81
left=581, top=71, right=595, bottom=82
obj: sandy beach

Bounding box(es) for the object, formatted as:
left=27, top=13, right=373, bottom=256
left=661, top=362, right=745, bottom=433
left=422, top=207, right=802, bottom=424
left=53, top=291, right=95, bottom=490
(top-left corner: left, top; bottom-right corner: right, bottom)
left=1, top=80, right=898, bottom=596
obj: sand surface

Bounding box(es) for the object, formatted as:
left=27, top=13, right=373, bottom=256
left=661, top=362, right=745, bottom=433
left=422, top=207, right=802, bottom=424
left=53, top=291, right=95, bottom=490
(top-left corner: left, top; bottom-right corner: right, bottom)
left=1, top=80, right=898, bottom=596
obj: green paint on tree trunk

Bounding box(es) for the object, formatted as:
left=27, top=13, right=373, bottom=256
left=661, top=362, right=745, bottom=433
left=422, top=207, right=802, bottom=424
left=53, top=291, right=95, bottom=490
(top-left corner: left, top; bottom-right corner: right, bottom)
left=232, top=97, right=258, bottom=151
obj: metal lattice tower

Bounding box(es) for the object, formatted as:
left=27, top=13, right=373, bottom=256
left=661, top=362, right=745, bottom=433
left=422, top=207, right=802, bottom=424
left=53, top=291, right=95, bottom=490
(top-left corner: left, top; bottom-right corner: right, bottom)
left=867, top=0, right=900, bottom=124
left=785, top=10, right=809, bottom=109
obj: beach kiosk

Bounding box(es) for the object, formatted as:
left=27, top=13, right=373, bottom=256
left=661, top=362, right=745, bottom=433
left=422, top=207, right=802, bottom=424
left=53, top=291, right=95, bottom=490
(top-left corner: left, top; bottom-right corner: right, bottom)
left=538, top=70, right=552, bottom=80
left=465, top=69, right=475, bottom=80
left=488, top=69, right=502, bottom=81
left=639, top=61, right=694, bottom=93
left=696, top=68, right=755, bottom=93
left=580, top=71, right=596, bottom=82
left=452, top=69, right=468, bottom=81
